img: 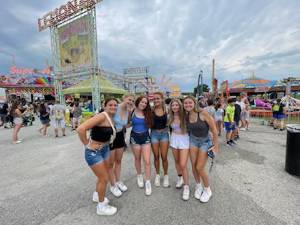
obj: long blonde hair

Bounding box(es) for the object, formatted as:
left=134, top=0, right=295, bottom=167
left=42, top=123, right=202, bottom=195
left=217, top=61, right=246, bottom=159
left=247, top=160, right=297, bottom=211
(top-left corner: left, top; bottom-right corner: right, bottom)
left=168, top=98, right=187, bottom=133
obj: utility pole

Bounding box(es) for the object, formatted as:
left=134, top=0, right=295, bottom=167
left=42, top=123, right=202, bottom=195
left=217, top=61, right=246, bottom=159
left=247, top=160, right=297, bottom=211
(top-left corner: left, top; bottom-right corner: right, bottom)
left=212, top=58, right=215, bottom=97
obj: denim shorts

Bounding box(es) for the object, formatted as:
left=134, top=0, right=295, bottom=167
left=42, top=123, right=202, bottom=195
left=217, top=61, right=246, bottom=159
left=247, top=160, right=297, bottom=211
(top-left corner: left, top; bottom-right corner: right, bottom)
left=151, top=128, right=169, bottom=144
left=189, top=134, right=213, bottom=152
left=130, top=131, right=151, bottom=145
left=224, top=122, right=235, bottom=132
left=85, top=145, right=110, bottom=166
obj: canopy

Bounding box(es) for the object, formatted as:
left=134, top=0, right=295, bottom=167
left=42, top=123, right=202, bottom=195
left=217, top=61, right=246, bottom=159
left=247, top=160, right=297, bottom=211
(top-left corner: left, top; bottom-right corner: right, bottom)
left=63, top=76, right=127, bottom=95
left=230, top=78, right=277, bottom=89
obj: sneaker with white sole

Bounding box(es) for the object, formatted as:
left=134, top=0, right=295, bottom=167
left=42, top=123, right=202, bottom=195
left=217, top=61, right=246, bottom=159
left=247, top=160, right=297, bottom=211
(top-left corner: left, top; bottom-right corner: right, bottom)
left=163, top=175, right=169, bottom=187
left=145, top=180, right=152, bottom=196
left=97, top=203, right=117, bottom=216
left=116, top=181, right=128, bottom=192
left=154, top=174, right=160, bottom=187
left=110, top=185, right=122, bottom=197
left=200, top=187, right=212, bottom=203
left=194, top=183, right=203, bottom=200
left=92, top=191, right=109, bottom=204
left=175, top=176, right=183, bottom=189
left=12, top=140, right=22, bottom=144
left=137, top=174, right=144, bottom=188
left=182, top=185, right=190, bottom=201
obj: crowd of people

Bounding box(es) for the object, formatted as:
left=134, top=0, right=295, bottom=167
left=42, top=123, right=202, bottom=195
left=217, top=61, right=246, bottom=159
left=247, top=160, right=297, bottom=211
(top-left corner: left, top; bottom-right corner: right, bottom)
left=0, top=92, right=254, bottom=216
left=0, top=97, right=89, bottom=143
left=76, top=92, right=255, bottom=216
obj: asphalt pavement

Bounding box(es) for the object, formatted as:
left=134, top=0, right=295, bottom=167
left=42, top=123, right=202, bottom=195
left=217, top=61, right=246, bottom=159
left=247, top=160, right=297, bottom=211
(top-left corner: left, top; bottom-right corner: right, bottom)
left=0, top=120, right=299, bottom=225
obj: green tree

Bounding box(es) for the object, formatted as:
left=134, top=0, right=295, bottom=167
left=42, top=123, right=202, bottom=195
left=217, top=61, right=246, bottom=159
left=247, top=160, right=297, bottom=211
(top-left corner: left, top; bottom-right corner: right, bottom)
left=194, top=84, right=210, bottom=96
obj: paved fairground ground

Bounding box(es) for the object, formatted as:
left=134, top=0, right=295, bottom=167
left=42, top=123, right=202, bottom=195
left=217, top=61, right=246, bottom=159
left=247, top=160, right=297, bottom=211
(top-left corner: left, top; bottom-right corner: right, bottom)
left=0, top=119, right=299, bottom=225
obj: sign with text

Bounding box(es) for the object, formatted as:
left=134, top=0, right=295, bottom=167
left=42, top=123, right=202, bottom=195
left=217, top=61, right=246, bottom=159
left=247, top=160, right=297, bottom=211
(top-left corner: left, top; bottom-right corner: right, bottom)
left=123, top=67, right=149, bottom=76
left=38, top=0, right=102, bottom=31
left=58, top=15, right=93, bottom=69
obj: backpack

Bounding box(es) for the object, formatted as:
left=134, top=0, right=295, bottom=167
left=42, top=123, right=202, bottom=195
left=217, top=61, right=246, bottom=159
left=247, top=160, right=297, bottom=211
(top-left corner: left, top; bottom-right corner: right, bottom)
left=54, top=109, right=64, bottom=120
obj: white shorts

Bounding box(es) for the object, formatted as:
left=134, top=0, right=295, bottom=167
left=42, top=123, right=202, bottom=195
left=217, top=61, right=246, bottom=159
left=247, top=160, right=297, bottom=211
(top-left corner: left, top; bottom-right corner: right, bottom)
left=14, top=117, right=23, bottom=125
left=72, top=117, right=81, bottom=124
left=53, top=119, right=65, bottom=128
left=170, top=133, right=189, bottom=150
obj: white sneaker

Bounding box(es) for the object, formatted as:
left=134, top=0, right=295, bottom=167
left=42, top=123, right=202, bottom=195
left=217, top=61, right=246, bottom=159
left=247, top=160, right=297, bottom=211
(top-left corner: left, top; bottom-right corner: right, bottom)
left=182, top=185, right=190, bottom=201
left=175, top=176, right=183, bottom=189
left=194, top=183, right=203, bottom=200
left=154, top=174, right=160, bottom=187
left=137, top=174, right=144, bottom=188
left=145, top=180, right=152, bottom=196
left=200, top=188, right=212, bottom=203
left=163, top=175, right=169, bottom=187
left=240, top=127, right=246, bottom=131
left=110, top=185, right=122, bottom=197
left=92, top=191, right=109, bottom=204
left=97, top=203, right=117, bottom=216
left=12, top=140, right=22, bottom=144
left=116, top=181, right=128, bottom=192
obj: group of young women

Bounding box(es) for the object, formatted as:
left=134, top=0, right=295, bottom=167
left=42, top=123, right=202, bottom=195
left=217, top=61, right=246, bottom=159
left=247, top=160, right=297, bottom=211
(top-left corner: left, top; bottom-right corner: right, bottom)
left=76, top=93, right=219, bottom=216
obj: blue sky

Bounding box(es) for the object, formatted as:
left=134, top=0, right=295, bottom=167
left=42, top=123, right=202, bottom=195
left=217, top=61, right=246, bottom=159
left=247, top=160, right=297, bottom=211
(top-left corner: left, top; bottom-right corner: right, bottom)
left=0, top=0, right=299, bottom=91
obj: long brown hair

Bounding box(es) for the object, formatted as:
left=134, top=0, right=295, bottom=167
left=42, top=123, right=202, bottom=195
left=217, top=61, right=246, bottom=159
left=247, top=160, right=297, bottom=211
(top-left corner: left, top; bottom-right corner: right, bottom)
left=168, top=98, right=187, bottom=133
left=9, top=101, right=19, bottom=117
left=135, top=95, right=153, bottom=128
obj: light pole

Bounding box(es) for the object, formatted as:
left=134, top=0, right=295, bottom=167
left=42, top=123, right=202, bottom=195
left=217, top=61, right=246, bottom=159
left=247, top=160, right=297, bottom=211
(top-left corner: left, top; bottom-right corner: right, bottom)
left=196, top=70, right=203, bottom=101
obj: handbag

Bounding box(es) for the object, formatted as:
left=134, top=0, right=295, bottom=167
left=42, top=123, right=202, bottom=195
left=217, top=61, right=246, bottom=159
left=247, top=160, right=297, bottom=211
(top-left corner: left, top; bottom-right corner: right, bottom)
left=103, top=111, right=116, bottom=144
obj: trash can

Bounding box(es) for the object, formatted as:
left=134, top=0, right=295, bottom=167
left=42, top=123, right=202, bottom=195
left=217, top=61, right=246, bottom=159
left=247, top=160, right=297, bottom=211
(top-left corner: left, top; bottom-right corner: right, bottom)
left=285, top=124, right=300, bottom=177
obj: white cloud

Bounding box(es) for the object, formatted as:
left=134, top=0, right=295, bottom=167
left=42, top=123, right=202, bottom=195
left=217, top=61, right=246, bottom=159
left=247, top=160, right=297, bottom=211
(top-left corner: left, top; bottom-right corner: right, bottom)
left=0, top=0, right=299, bottom=91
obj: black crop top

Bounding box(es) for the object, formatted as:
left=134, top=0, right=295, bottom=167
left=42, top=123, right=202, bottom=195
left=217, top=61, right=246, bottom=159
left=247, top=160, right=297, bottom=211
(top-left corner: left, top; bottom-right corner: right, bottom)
left=152, top=112, right=168, bottom=130
left=90, top=126, right=113, bottom=142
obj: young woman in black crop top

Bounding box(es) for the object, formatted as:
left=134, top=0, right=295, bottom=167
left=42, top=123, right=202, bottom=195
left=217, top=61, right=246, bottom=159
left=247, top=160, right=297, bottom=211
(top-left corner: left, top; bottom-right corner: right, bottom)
left=151, top=92, right=170, bottom=188
left=77, top=98, right=118, bottom=216
left=183, top=96, right=219, bottom=203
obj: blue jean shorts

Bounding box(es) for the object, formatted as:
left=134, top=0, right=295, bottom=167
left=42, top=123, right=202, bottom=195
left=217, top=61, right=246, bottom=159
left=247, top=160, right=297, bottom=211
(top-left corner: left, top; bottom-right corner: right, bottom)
left=151, top=128, right=169, bottom=144
left=85, top=145, right=110, bottom=166
left=224, top=122, right=235, bottom=132
left=130, top=131, right=151, bottom=145
left=189, top=134, right=213, bottom=152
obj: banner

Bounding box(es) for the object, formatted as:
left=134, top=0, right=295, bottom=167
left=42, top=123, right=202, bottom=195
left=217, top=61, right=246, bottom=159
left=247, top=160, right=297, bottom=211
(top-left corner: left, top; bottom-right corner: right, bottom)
left=58, top=15, right=93, bottom=69
left=0, top=73, right=52, bottom=88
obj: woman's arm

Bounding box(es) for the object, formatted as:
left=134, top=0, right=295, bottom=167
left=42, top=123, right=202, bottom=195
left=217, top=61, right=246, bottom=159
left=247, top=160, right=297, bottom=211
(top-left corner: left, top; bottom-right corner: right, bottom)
left=15, top=108, right=26, bottom=116
left=203, top=111, right=219, bottom=154
left=76, top=113, right=105, bottom=145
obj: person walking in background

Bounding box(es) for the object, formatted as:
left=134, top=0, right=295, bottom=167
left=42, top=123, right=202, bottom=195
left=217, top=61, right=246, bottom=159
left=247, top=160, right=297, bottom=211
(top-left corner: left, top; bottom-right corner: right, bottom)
left=51, top=100, right=66, bottom=137
left=272, top=99, right=286, bottom=131
left=183, top=96, right=219, bottom=203
left=151, top=92, right=170, bottom=188
left=214, top=103, right=224, bottom=136
left=224, top=98, right=236, bottom=146
left=0, top=102, right=9, bottom=128
left=244, top=104, right=250, bottom=130
left=108, top=94, right=134, bottom=197
left=233, top=98, right=242, bottom=141
left=204, top=99, right=216, bottom=119
left=169, top=99, right=190, bottom=200
left=77, top=98, right=118, bottom=216
left=130, top=96, right=153, bottom=196
left=72, top=102, right=82, bottom=130
left=38, top=102, right=51, bottom=136
left=11, top=102, right=27, bottom=144
left=240, top=93, right=249, bottom=131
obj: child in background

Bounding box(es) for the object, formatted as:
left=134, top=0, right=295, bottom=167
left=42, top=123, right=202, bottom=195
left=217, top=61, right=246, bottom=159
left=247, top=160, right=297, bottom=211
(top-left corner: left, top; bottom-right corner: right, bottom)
left=214, top=103, right=223, bottom=136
